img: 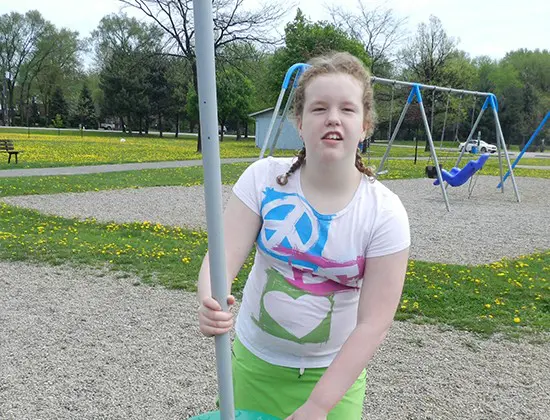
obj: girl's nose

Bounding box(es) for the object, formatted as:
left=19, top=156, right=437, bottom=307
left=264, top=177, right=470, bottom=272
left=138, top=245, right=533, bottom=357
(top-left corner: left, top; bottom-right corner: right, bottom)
left=325, top=108, right=341, bottom=126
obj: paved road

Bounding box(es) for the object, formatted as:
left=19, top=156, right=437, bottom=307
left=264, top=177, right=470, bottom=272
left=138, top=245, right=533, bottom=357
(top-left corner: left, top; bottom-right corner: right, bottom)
left=0, top=158, right=257, bottom=178
left=0, top=156, right=548, bottom=178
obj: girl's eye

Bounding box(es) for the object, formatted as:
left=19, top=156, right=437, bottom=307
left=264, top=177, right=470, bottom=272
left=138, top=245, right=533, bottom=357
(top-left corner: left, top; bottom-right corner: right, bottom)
left=343, top=108, right=355, bottom=112
left=313, top=107, right=325, bottom=112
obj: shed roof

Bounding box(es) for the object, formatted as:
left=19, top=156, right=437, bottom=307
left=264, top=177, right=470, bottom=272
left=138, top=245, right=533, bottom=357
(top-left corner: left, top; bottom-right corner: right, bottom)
left=248, top=107, right=275, bottom=118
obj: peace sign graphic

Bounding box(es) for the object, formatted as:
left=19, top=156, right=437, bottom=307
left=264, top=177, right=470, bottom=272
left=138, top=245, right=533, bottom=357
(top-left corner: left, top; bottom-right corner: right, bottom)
left=260, top=193, right=327, bottom=258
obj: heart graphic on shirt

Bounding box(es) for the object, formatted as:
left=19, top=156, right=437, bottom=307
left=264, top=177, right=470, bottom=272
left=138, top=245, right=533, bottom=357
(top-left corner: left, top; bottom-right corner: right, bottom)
left=263, top=291, right=331, bottom=339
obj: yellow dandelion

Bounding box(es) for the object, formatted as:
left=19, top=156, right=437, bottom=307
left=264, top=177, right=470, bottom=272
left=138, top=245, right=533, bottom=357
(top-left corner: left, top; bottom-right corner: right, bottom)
left=513, top=317, right=521, bottom=323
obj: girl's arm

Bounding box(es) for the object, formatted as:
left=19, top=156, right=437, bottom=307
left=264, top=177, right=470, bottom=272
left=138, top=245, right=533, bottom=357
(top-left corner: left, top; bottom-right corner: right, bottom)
left=288, top=247, right=410, bottom=419
left=197, top=192, right=262, bottom=303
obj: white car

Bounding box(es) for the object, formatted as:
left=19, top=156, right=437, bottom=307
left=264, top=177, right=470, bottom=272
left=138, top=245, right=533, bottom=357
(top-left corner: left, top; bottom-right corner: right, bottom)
left=459, top=139, right=497, bottom=154
left=100, top=122, right=116, bottom=130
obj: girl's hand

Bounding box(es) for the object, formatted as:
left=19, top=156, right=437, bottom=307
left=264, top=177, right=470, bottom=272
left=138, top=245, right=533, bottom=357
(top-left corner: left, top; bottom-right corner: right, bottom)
left=198, top=295, right=235, bottom=337
left=285, top=400, right=328, bottom=420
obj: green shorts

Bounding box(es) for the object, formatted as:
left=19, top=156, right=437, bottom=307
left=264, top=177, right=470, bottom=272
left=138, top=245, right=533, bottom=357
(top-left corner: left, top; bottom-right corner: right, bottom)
left=231, top=336, right=366, bottom=419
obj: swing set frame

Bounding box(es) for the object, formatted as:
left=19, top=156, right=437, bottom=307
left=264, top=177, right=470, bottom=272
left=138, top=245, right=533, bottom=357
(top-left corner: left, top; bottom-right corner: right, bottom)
left=259, top=65, right=521, bottom=212
left=373, top=76, right=521, bottom=211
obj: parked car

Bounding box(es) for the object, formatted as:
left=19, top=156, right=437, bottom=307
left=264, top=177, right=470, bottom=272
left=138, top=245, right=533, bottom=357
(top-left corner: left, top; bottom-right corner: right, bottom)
left=459, top=139, right=497, bottom=153
left=100, top=122, right=116, bottom=130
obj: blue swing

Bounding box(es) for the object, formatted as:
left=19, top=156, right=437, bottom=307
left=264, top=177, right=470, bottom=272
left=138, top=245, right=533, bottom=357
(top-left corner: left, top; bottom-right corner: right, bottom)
left=433, top=153, right=490, bottom=187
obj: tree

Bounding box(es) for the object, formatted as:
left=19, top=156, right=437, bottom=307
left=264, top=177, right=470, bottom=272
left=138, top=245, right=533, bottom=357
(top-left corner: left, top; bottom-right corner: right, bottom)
left=0, top=10, right=50, bottom=125
left=399, top=15, right=458, bottom=84
left=93, top=13, right=164, bottom=133
left=268, top=9, right=371, bottom=101
left=17, top=26, right=82, bottom=126
left=328, top=1, right=408, bottom=76
left=119, top=0, right=288, bottom=151
left=91, top=12, right=163, bottom=69
left=165, top=57, right=193, bottom=137
left=147, top=56, right=171, bottom=137
left=216, top=41, right=268, bottom=137
left=216, top=66, right=253, bottom=140
left=185, top=82, right=199, bottom=133
left=76, top=84, right=97, bottom=129
left=49, top=86, right=68, bottom=126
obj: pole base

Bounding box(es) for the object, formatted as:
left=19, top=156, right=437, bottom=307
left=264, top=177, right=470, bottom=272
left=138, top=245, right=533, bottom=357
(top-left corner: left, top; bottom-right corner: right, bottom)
left=189, top=409, right=280, bottom=419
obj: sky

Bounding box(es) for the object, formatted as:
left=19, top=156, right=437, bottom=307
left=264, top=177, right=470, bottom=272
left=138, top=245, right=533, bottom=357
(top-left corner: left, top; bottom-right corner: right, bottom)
left=1, top=0, right=549, bottom=64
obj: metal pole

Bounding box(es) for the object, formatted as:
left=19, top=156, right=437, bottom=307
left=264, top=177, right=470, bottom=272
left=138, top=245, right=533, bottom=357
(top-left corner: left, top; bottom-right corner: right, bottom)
left=268, top=86, right=298, bottom=156
left=259, top=88, right=286, bottom=159
left=499, top=111, right=549, bottom=187
left=439, top=91, right=451, bottom=148
left=414, top=85, right=451, bottom=212
left=371, top=76, right=492, bottom=98
left=377, top=95, right=412, bottom=174
left=491, top=97, right=521, bottom=202
left=192, top=1, right=235, bottom=419
left=455, top=106, right=487, bottom=168
left=387, top=83, right=395, bottom=142
left=259, top=64, right=308, bottom=159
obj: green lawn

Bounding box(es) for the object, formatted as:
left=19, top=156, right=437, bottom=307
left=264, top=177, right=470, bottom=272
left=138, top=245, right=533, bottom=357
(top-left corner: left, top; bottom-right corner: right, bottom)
left=1, top=130, right=547, bottom=171
left=0, top=130, right=548, bottom=340
left=1, top=201, right=547, bottom=340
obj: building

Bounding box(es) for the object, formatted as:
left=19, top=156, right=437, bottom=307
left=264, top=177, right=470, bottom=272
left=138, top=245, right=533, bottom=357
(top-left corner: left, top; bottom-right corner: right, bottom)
left=249, top=107, right=302, bottom=151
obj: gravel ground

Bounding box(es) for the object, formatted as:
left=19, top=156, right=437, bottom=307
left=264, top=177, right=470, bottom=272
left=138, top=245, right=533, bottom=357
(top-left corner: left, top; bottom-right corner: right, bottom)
left=1, top=175, right=550, bottom=419
left=2, top=175, right=549, bottom=265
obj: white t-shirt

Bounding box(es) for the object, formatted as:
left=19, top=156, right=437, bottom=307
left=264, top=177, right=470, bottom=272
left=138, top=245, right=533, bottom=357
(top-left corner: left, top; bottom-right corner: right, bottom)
left=233, top=157, right=410, bottom=369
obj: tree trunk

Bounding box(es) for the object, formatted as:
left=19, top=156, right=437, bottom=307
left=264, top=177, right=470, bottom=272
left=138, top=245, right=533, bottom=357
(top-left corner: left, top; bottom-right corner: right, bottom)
left=236, top=120, right=241, bottom=140
left=158, top=111, right=163, bottom=138
left=175, top=112, right=180, bottom=138
left=220, top=119, right=225, bottom=142
left=244, top=120, right=249, bottom=138
left=192, top=59, right=202, bottom=152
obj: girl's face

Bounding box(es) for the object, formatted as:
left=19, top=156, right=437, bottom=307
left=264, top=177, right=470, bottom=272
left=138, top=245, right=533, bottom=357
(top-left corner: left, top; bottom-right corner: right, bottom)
left=298, top=73, right=367, bottom=163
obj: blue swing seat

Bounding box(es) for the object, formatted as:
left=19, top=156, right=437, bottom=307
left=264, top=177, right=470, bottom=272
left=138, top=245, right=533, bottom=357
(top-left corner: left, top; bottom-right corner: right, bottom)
left=433, top=153, right=490, bottom=187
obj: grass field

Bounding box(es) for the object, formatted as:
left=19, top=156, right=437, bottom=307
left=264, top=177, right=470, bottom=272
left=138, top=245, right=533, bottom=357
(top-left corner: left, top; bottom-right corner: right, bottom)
left=0, top=132, right=548, bottom=171
left=0, top=130, right=548, bottom=340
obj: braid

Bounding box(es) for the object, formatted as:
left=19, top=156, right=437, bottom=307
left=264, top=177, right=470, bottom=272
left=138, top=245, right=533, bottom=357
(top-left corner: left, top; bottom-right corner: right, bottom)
left=355, top=149, right=376, bottom=179
left=277, top=147, right=306, bottom=185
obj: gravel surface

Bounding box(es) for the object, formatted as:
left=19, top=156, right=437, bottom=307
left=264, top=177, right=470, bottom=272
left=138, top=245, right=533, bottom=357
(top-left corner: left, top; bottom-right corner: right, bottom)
left=3, top=175, right=549, bottom=265
left=1, top=175, right=550, bottom=419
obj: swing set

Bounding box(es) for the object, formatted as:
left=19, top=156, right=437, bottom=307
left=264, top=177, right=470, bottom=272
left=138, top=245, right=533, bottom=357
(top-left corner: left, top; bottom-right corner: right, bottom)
left=373, top=77, right=520, bottom=210
left=259, top=65, right=521, bottom=211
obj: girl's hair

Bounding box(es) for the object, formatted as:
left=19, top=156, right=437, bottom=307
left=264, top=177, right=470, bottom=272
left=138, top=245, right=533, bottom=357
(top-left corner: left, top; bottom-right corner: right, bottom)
left=276, top=51, right=377, bottom=186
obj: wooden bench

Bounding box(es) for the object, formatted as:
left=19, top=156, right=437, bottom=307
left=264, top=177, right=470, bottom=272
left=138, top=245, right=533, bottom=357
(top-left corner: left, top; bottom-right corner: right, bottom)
left=0, top=140, right=22, bottom=164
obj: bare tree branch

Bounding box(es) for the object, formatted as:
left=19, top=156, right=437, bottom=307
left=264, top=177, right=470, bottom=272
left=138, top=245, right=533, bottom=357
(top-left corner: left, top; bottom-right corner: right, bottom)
left=327, top=0, right=408, bottom=74
left=119, top=0, right=287, bottom=59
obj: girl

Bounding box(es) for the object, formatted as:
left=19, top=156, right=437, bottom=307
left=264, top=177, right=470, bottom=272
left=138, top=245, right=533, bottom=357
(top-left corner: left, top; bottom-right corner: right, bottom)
left=197, top=51, right=410, bottom=420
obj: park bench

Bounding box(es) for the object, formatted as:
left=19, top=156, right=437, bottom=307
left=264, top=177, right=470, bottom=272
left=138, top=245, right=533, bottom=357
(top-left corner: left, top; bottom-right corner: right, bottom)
left=0, top=140, right=22, bottom=164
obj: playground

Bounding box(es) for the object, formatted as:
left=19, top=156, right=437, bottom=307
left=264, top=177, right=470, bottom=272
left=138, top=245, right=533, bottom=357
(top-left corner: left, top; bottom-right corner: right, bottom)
left=1, top=13, right=549, bottom=419
left=1, top=164, right=549, bottom=419
left=1, top=88, right=549, bottom=419
left=0, top=82, right=549, bottom=419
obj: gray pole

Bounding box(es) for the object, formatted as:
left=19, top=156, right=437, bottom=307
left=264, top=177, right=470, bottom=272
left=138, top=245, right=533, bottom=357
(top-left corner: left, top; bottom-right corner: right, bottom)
left=415, top=87, right=451, bottom=212
left=454, top=108, right=486, bottom=168
left=192, top=1, right=235, bottom=419
left=371, top=76, right=491, bottom=98
left=268, top=86, right=297, bottom=156
left=259, top=88, right=286, bottom=158
left=377, top=101, right=411, bottom=174
left=492, top=104, right=521, bottom=202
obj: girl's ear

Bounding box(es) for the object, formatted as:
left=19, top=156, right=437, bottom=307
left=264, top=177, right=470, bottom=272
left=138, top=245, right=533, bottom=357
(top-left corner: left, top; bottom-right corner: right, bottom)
left=297, top=117, right=303, bottom=137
